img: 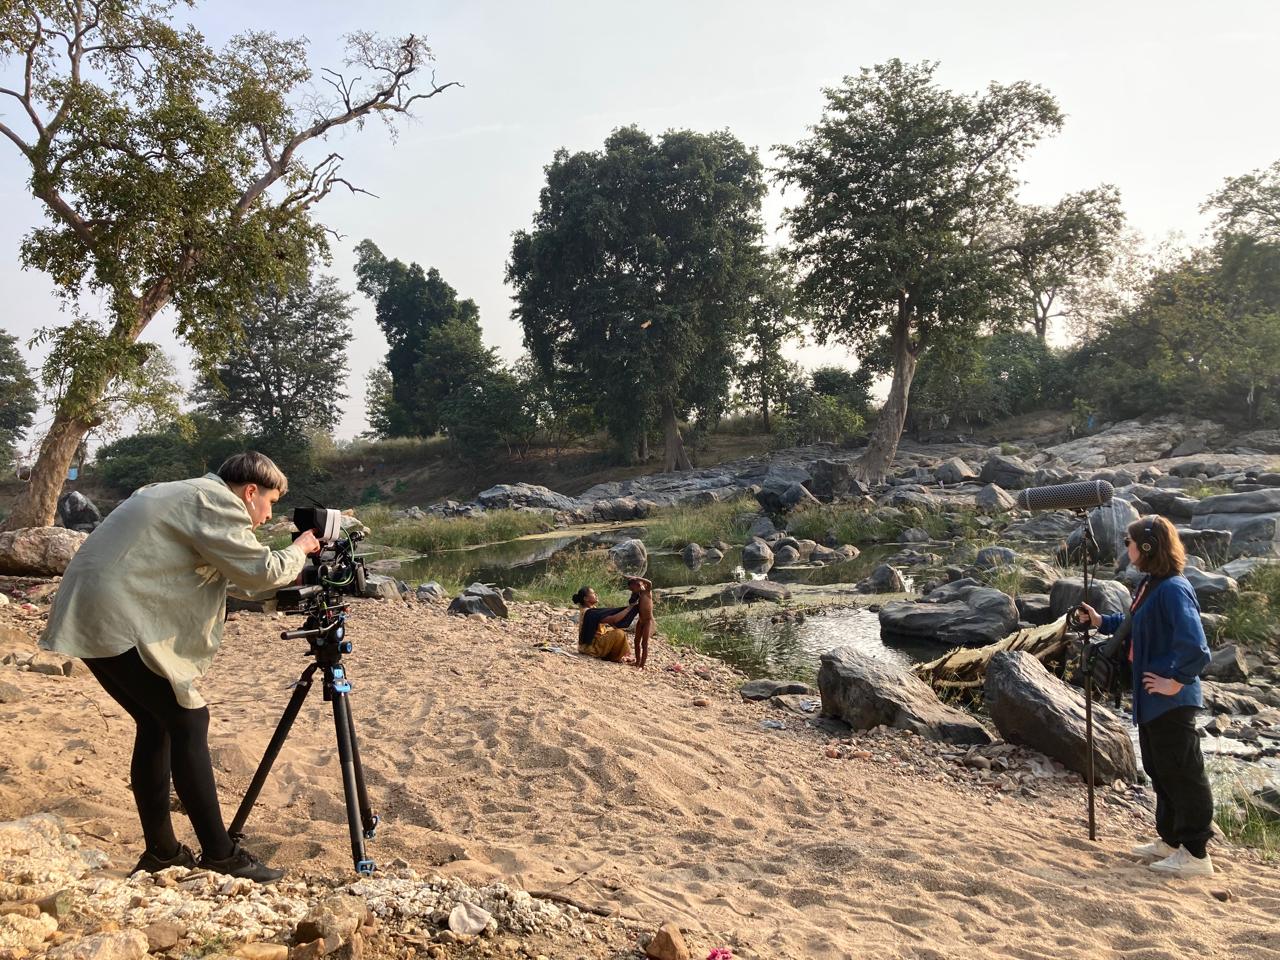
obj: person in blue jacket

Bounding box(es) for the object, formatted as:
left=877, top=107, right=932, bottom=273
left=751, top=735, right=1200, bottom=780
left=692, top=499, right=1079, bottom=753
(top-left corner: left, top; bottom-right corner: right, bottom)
left=1076, top=514, right=1214, bottom=876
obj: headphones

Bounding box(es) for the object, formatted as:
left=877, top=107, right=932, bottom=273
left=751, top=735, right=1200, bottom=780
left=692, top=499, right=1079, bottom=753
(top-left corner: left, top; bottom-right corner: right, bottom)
left=1134, top=516, right=1157, bottom=553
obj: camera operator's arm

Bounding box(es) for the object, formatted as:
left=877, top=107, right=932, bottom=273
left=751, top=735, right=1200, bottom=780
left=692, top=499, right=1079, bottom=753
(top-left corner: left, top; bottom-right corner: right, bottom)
left=188, top=490, right=316, bottom=594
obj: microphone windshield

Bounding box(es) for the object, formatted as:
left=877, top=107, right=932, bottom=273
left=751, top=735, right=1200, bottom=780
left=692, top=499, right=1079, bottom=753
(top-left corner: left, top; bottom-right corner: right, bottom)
left=1015, top=479, right=1114, bottom=512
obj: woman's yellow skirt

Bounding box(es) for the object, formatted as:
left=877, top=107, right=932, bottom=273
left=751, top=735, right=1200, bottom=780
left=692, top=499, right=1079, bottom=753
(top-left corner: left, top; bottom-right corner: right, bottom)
left=579, top=624, right=630, bottom=662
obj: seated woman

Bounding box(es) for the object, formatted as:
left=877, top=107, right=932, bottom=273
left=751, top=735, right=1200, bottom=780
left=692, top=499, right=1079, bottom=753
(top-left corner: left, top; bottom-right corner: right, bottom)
left=572, top=586, right=638, bottom=661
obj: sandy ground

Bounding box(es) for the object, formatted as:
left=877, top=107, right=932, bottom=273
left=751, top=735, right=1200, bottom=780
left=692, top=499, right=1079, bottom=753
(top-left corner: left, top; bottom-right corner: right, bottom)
left=2, top=594, right=1280, bottom=960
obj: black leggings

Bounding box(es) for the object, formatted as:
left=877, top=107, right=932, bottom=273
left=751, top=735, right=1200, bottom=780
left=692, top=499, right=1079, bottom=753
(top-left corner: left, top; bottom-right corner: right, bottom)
left=1138, top=705, right=1215, bottom=858
left=84, top=648, right=234, bottom=860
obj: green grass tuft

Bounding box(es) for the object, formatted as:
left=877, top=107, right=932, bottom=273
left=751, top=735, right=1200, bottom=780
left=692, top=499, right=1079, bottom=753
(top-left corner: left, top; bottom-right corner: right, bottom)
left=642, top=496, right=758, bottom=549
left=1215, top=563, right=1280, bottom=650
left=518, top=549, right=629, bottom=607
left=359, top=508, right=556, bottom=555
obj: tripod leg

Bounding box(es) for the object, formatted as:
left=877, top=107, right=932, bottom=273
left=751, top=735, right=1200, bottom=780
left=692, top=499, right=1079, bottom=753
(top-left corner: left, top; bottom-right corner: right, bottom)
left=1085, top=672, right=1097, bottom=841
left=230, top=664, right=317, bottom=842
left=331, top=681, right=374, bottom=875
left=344, top=696, right=378, bottom=838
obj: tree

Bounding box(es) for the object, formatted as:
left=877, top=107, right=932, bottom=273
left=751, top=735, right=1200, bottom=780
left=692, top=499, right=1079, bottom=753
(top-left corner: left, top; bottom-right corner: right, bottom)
left=776, top=60, right=1062, bottom=482
left=191, top=275, right=353, bottom=444
left=0, top=331, right=38, bottom=470
left=810, top=365, right=874, bottom=419
left=353, top=241, right=488, bottom=436
left=509, top=126, right=767, bottom=471
left=1007, top=186, right=1126, bottom=340
left=440, top=367, right=539, bottom=460
left=0, top=2, right=456, bottom=529
left=737, top=253, right=804, bottom=432
left=363, top=364, right=397, bottom=439
left=1205, top=159, right=1280, bottom=242
left=93, top=414, right=246, bottom=493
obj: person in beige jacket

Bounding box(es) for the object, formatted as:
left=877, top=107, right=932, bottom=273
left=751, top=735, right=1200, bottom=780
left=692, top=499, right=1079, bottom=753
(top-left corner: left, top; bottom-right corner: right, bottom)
left=42, top=452, right=320, bottom=882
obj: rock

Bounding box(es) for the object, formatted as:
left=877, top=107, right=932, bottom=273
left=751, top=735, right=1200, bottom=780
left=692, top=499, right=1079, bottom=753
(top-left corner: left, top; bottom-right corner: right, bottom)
left=591, top=496, right=653, bottom=521
left=739, top=679, right=811, bottom=701
left=47, top=930, right=149, bottom=960
left=879, top=584, right=1019, bottom=647
left=1170, top=459, right=1225, bottom=479
left=1048, top=577, right=1131, bottom=621
left=1250, top=786, right=1280, bottom=823
left=447, top=583, right=509, bottom=619
left=935, top=457, right=978, bottom=485
left=608, top=539, right=648, bottom=575
left=1202, top=644, right=1249, bottom=683
left=720, top=581, right=791, bottom=604
left=296, top=896, right=368, bottom=954
left=142, top=921, right=184, bottom=952
left=859, top=563, right=906, bottom=594
left=974, top=546, right=1017, bottom=570
left=1200, top=681, right=1264, bottom=715
left=644, top=921, right=690, bottom=960
left=1126, top=485, right=1200, bottom=522
left=448, top=902, right=493, bottom=937
left=25, top=650, right=71, bottom=677
left=1218, top=556, right=1280, bottom=583
left=808, top=544, right=840, bottom=563
left=360, top=574, right=400, bottom=601
left=1194, top=489, right=1280, bottom=515
left=235, top=946, right=288, bottom=960
left=807, top=459, right=867, bottom=501
left=975, top=484, right=1016, bottom=513
left=1170, top=437, right=1208, bottom=458
left=985, top=651, right=1137, bottom=785
left=1002, top=510, right=1080, bottom=542
left=747, top=517, right=778, bottom=540
left=703, top=547, right=724, bottom=563
left=773, top=544, right=800, bottom=565
left=1015, top=594, right=1054, bottom=626
left=56, top=491, right=102, bottom=532
left=1177, top=527, right=1232, bottom=561
left=1190, top=511, right=1280, bottom=557
left=1182, top=567, right=1238, bottom=606
left=681, top=543, right=705, bottom=567
left=979, top=455, right=1035, bottom=490
left=756, top=479, right=819, bottom=514
left=879, top=488, right=939, bottom=511
left=0, top=527, right=87, bottom=576
left=1043, top=416, right=1223, bottom=469
left=0, top=679, right=23, bottom=704
left=476, top=483, right=578, bottom=512
left=742, top=538, right=774, bottom=570
left=0, top=912, right=58, bottom=950
left=416, top=582, right=447, bottom=603
left=818, top=646, right=994, bottom=744
left=899, top=527, right=931, bottom=544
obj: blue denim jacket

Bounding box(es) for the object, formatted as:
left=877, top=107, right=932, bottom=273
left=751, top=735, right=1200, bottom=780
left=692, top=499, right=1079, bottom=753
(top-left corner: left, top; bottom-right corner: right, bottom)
left=1099, top=575, right=1211, bottom=726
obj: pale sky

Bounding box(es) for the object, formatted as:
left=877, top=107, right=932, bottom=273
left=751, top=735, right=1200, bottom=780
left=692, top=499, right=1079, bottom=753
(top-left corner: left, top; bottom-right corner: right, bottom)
left=2, top=0, right=1278, bottom=446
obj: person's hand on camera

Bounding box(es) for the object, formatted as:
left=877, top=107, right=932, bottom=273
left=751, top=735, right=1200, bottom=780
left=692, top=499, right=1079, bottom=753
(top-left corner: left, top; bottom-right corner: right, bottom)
left=1142, top=672, right=1183, bottom=696
left=294, top=530, right=322, bottom=555
left=1072, top=603, right=1101, bottom=629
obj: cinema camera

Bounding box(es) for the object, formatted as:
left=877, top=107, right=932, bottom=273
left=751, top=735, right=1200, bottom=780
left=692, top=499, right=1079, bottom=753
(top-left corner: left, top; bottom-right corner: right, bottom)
left=228, top=506, right=379, bottom=875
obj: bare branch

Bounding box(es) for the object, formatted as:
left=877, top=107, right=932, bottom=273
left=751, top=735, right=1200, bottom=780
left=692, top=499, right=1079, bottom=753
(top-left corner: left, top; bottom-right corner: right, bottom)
left=0, top=119, right=35, bottom=157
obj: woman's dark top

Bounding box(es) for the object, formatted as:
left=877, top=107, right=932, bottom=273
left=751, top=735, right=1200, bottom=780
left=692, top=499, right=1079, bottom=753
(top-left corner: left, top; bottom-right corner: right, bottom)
left=577, top=605, right=638, bottom=646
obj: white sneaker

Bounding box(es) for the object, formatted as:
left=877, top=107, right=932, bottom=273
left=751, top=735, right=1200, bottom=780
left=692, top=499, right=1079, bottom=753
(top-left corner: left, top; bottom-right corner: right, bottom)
left=1131, top=839, right=1177, bottom=860
left=1149, top=846, right=1214, bottom=877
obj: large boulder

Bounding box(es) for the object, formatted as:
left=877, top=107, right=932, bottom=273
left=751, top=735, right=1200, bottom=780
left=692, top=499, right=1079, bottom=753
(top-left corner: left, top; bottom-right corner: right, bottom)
left=935, top=457, right=978, bottom=486
left=1202, top=644, right=1248, bottom=683
left=741, top=537, right=774, bottom=571
left=978, top=455, right=1035, bottom=490
left=1217, top=556, right=1280, bottom=584
left=1048, top=577, right=1131, bottom=621
left=447, top=583, right=509, bottom=619
left=1042, top=416, right=1223, bottom=469
left=1062, top=499, right=1138, bottom=563
left=476, top=482, right=578, bottom=512
left=591, top=497, right=654, bottom=521
left=1125, top=485, right=1200, bottom=522
left=859, top=563, right=906, bottom=594
left=807, top=459, right=867, bottom=501
left=1194, top=489, right=1280, bottom=515
left=879, top=582, right=1019, bottom=647
left=1190, top=511, right=1280, bottom=557
left=975, top=484, right=1016, bottom=513
left=0, top=527, right=88, bottom=576
left=681, top=543, right=705, bottom=567
left=756, top=476, right=820, bottom=514
left=608, top=538, right=648, bottom=575
left=720, top=581, right=791, bottom=604
left=818, top=646, right=994, bottom=744
left=1177, top=527, right=1232, bottom=561
left=360, top=573, right=402, bottom=601
left=985, top=651, right=1137, bottom=785
left=55, top=491, right=102, bottom=532
left=1181, top=567, right=1238, bottom=607
left=974, top=546, right=1018, bottom=570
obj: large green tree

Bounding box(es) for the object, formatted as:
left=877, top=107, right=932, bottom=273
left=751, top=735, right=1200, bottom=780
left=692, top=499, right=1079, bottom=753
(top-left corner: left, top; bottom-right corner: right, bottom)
left=190, top=274, right=354, bottom=445
left=1008, top=186, right=1126, bottom=340
left=737, top=252, right=805, bottom=433
left=509, top=126, right=767, bottom=470
left=0, top=2, right=455, bottom=529
left=353, top=241, right=492, bottom=437
left=776, top=60, right=1062, bottom=482
left=0, top=331, right=38, bottom=471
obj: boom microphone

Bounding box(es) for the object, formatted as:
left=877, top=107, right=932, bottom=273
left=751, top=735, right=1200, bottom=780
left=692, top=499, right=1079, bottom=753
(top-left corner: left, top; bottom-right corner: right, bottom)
left=1015, top=479, right=1114, bottom=512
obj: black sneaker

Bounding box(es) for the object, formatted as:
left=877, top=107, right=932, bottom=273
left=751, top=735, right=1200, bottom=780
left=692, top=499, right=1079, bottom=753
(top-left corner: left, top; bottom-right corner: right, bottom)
left=198, top=843, right=285, bottom=883
left=131, top=843, right=197, bottom=874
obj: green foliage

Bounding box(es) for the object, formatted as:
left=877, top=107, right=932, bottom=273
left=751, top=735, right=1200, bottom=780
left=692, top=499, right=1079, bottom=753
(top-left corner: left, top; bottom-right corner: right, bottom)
left=643, top=497, right=758, bottom=549
left=736, top=252, right=805, bottom=432
left=93, top=415, right=245, bottom=493
left=0, top=332, right=37, bottom=469
left=773, top=395, right=865, bottom=448
left=509, top=125, right=768, bottom=465
left=810, top=366, right=874, bottom=418
left=355, top=241, right=496, bottom=438
left=1215, top=564, right=1280, bottom=650
left=518, top=549, right=627, bottom=607
left=191, top=274, right=354, bottom=442
left=360, top=508, right=556, bottom=556
left=439, top=367, right=539, bottom=460
left=786, top=504, right=905, bottom=545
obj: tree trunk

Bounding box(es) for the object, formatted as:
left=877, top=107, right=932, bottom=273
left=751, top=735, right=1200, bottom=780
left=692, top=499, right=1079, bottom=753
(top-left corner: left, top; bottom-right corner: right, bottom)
left=1, top=414, right=93, bottom=530
left=761, top=391, right=771, bottom=433
left=854, top=313, right=918, bottom=485
left=661, top=398, right=692, bottom=473
left=638, top=431, right=648, bottom=464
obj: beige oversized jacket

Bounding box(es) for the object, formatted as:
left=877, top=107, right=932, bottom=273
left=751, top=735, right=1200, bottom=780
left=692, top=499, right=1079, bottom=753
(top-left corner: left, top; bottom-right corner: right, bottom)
left=41, top=473, right=307, bottom=708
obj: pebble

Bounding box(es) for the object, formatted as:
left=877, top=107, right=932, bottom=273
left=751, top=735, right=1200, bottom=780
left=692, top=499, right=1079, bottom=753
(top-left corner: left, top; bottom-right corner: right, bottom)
left=691, top=698, right=710, bottom=707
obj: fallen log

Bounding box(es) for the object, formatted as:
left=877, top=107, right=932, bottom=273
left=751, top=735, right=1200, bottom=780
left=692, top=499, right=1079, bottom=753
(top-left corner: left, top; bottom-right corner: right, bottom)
left=914, top=616, right=1070, bottom=688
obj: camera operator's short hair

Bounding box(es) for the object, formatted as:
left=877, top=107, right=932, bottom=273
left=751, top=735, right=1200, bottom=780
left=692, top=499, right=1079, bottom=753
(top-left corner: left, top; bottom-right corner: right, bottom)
left=1128, top=515, right=1185, bottom=577
left=217, top=451, right=288, bottom=495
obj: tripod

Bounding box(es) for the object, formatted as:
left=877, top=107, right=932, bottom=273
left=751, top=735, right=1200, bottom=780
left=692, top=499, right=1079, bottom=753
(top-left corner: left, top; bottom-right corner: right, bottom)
left=1073, top=515, right=1101, bottom=841
left=229, top=588, right=379, bottom=875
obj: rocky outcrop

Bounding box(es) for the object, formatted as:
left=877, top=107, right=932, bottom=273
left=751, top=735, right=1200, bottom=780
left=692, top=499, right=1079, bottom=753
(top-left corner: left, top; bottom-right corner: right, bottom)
left=590, top=497, right=655, bottom=521
left=1191, top=489, right=1280, bottom=557
left=1047, top=577, right=1132, bottom=621
left=979, top=455, right=1035, bottom=490
left=720, top=581, right=791, bottom=604
left=55, top=491, right=102, bottom=533
left=984, top=651, right=1137, bottom=785
left=818, top=646, right=994, bottom=744
left=807, top=459, right=868, bottom=501
left=1043, top=416, right=1224, bottom=469
left=935, top=457, right=978, bottom=485
left=0, top=527, right=87, bottom=576
left=476, top=483, right=578, bottom=512
left=878, top=580, right=1019, bottom=647
left=1182, top=567, right=1238, bottom=606
left=447, top=583, right=509, bottom=619
left=975, top=484, right=1016, bottom=513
